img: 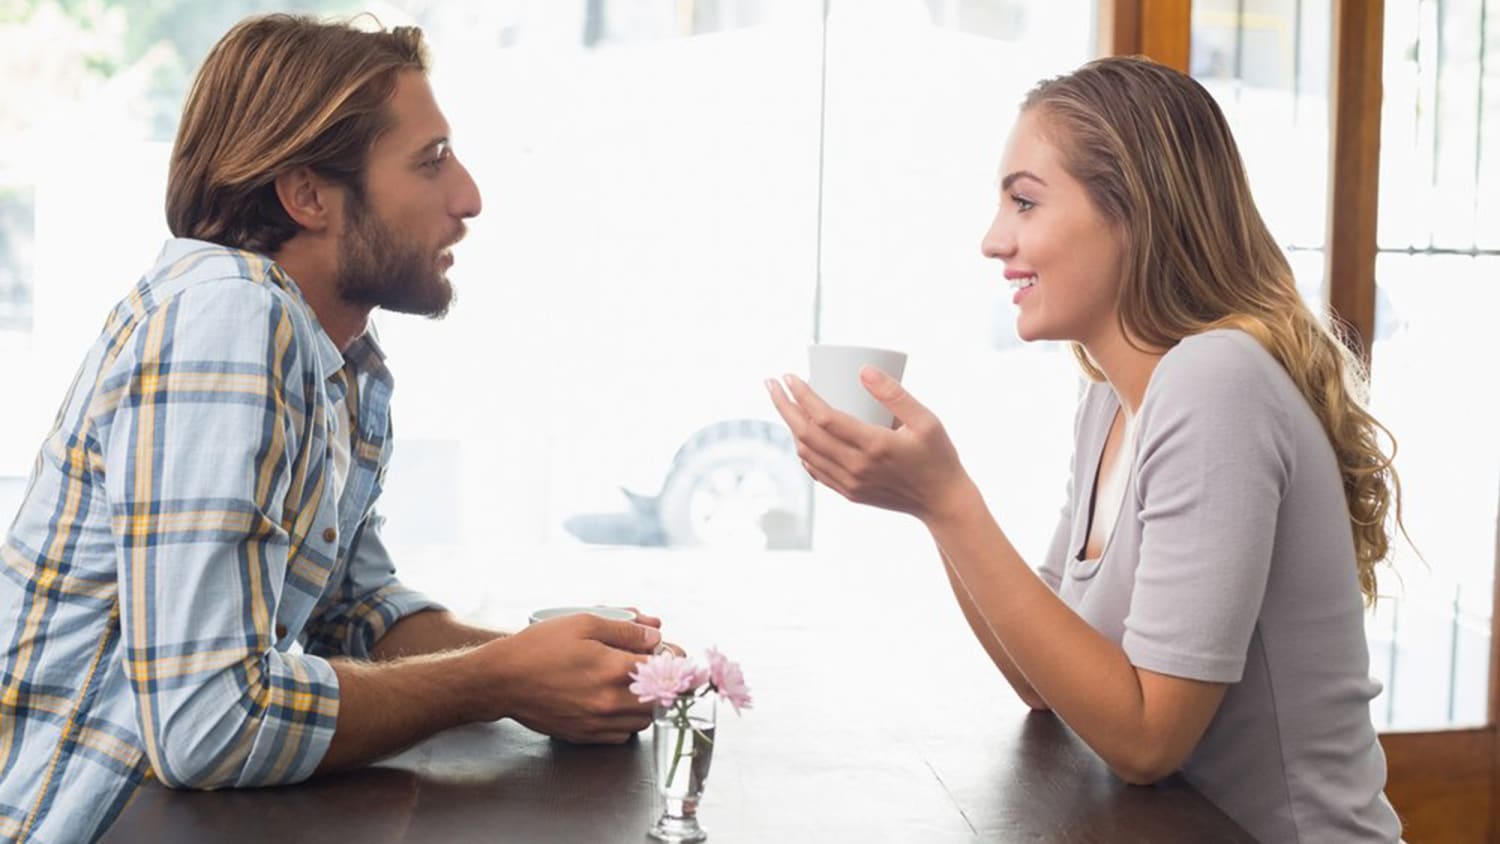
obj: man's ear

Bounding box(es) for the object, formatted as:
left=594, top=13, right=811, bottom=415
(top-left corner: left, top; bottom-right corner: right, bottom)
left=273, top=166, right=337, bottom=233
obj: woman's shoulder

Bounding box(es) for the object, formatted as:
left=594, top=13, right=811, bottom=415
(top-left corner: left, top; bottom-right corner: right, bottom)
left=1138, top=329, right=1303, bottom=485
left=1152, top=328, right=1289, bottom=401
left=1143, top=328, right=1300, bottom=435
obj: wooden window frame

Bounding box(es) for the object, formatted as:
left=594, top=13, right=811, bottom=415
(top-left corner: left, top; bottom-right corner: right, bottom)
left=1102, top=0, right=1500, bottom=840
left=1099, top=0, right=1192, bottom=71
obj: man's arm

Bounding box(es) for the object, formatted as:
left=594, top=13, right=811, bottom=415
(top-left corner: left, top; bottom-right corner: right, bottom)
left=298, top=514, right=449, bottom=660
left=367, top=609, right=504, bottom=660
left=316, top=613, right=663, bottom=773
left=367, top=607, right=667, bottom=661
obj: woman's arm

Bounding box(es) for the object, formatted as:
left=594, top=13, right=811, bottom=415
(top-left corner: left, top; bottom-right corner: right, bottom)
left=768, top=369, right=1229, bottom=784
left=927, top=479, right=1226, bottom=784
left=934, top=543, right=1050, bottom=711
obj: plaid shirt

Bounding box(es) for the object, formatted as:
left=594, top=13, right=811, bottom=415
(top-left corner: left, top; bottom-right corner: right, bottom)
left=0, top=239, right=442, bottom=843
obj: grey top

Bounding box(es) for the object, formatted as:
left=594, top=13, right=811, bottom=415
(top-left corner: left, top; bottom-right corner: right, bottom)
left=1039, top=329, right=1401, bottom=843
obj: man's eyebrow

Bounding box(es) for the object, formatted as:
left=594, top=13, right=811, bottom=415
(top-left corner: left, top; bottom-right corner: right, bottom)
left=1000, top=170, right=1046, bottom=191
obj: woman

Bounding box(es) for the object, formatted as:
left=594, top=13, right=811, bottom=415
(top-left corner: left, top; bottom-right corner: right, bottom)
left=767, top=56, right=1402, bottom=842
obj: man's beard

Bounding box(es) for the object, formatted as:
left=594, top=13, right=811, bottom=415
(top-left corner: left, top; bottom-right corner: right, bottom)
left=335, top=192, right=457, bottom=318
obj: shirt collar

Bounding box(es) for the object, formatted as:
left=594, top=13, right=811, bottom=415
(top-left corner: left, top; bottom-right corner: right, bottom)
left=260, top=260, right=354, bottom=383
left=343, top=329, right=392, bottom=384
left=158, top=238, right=391, bottom=391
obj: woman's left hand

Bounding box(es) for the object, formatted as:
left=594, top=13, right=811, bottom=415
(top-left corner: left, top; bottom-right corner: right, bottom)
left=765, top=366, right=972, bottom=524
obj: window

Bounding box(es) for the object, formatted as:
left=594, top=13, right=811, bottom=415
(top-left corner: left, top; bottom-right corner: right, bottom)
left=813, top=0, right=1095, bottom=562
left=1364, top=0, right=1500, bottom=730
left=1190, top=0, right=1331, bottom=304
left=374, top=0, right=1099, bottom=608
left=379, top=1, right=828, bottom=605
left=0, top=185, right=32, bottom=333
left=1, top=1, right=1098, bottom=616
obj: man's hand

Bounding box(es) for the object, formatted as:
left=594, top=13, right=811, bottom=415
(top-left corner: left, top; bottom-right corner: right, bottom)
left=618, top=606, right=684, bottom=655
left=474, top=614, right=661, bottom=744
left=317, top=610, right=670, bottom=773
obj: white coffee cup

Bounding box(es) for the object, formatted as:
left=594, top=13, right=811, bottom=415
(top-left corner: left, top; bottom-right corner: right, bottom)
left=528, top=605, right=672, bottom=655
left=807, top=343, right=909, bottom=428
left=527, top=605, right=637, bottom=625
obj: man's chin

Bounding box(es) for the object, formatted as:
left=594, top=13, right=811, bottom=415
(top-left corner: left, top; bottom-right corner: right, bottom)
left=383, top=280, right=454, bottom=319
left=337, top=268, right=455, bottom=318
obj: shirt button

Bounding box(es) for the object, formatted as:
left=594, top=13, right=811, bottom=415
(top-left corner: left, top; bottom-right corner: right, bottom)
left=322, top=527, right=337, bottom=543
left=275, top=624, right=288, bottom=638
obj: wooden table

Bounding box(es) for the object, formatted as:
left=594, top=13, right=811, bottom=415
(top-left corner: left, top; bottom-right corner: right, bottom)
left=103, top=548, right=1254, bottom=842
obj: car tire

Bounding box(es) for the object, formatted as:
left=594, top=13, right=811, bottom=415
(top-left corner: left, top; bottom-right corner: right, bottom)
left=655, top=419, right=811, bottom=549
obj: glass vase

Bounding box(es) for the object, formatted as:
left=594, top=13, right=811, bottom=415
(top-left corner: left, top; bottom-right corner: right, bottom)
left=648, top=692, right=716, bottom=842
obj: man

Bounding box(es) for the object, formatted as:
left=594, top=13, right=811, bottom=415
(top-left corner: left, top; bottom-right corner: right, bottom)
left=0, top=15, right=664, bottom=843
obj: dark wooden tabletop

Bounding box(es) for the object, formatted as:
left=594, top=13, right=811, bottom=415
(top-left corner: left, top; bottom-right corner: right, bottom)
left=102, top=548, right=1255, bottom=843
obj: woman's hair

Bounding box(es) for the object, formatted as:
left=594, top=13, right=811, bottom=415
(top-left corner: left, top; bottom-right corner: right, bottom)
left=1022, top=56, right=1401, bottom=605
left=166, top=14, right=428, bottom=254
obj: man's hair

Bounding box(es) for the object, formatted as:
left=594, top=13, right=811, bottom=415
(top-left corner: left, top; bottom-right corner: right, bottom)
left=165, top=14, right=428, bottom=254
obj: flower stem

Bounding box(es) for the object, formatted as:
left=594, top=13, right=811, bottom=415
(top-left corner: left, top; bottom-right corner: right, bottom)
left=665, top=708, right=689, bottom=788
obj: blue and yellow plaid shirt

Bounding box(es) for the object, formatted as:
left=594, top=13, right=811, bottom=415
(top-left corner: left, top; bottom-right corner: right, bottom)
left=0, top=239, right=443, bottom=843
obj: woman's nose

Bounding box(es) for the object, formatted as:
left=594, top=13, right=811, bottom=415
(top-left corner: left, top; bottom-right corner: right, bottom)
left=980, top=209, right=1014, bottom=259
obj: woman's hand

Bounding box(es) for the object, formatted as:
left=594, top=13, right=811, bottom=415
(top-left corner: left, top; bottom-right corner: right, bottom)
left=765, top=365, right=974, bottom=525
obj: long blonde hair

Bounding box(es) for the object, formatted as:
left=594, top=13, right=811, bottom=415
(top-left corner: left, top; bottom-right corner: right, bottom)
left=1023, top=56, right=1400, bottom=605
left=167, top=15, right=427, bottom=254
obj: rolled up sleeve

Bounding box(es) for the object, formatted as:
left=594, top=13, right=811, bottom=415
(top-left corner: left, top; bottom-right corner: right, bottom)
left=301, top=511, right=445, bottom=660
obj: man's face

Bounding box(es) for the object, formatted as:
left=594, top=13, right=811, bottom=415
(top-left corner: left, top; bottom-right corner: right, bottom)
left=335, top=69, right=482, bottom=317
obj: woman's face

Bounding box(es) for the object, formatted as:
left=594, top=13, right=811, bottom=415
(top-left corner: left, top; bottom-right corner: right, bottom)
left=981, top=110, right=1124, bottom=347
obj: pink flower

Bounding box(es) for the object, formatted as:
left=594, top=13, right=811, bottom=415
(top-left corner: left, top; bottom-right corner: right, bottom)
left=704, top=647, right=753, bottom=714
left=691, top=663, right=712, bottom=690
left=629, top=653, right=700, bottom=707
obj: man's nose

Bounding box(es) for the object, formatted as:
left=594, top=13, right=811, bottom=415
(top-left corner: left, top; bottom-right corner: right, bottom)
left=453, top=158, right=482, bottom=219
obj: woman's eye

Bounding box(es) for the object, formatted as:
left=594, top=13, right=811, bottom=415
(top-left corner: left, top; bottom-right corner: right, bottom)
left=1011, top=194, right=1035, bottom=212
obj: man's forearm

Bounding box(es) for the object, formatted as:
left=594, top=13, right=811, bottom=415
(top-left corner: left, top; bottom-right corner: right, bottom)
left=316, top=648, right=484, bottom=773
left=316, top=609, right=510, bottom=772
left=370, top=609, right=508, bottom=661
left=314, top=613, right=662, bottom=771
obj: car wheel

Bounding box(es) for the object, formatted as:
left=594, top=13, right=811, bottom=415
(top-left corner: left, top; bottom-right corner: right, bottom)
left=655, top=419, right=811, bottom=549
